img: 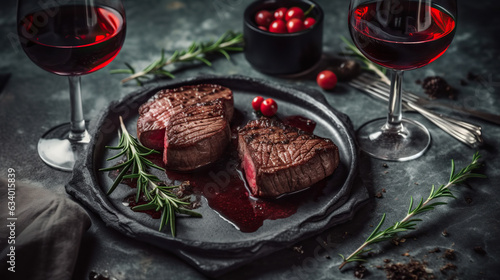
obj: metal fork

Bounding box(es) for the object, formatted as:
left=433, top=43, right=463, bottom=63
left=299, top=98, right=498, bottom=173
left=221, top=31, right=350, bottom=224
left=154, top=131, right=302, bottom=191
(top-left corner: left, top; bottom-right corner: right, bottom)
left=349, top=76, right=483, bottom=147
left=356, top=73, right=500, bottom=125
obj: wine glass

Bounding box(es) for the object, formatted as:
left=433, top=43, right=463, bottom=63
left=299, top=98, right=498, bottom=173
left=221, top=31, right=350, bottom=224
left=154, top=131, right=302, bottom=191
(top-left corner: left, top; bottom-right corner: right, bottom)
left=17, top=0, right=126, bottom=171
left=348, top=0, right=457, bottom=160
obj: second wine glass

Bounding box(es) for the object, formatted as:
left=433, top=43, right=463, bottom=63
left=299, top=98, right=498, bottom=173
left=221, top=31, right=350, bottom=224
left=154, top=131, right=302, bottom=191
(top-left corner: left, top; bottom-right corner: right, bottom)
left=17, top=0, right=126, bottom=171
left=348, top=0, right=457, bottom=161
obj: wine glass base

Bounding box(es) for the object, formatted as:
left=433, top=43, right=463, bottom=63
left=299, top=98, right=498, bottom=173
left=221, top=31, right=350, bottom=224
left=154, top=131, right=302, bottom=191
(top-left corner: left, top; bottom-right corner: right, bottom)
left=37, top=122, right=90, bottom=172
left=356, top=117, right=431, bottom=161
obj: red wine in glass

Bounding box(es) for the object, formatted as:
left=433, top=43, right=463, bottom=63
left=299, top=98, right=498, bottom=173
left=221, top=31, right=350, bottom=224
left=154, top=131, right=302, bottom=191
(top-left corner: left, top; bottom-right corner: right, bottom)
left=17, top=0, right=126, bottom=171
left=19, top=5, right=125, bottom=76
left=348, top=0, right=457, bottom=161
left=350, top=0, right=456, bottom=70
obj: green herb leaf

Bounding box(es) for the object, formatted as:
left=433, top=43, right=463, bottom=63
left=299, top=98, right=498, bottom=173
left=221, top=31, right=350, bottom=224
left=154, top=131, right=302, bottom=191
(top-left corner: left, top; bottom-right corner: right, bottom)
left=112, top=31, right=244, bottom=84
left=338, top=152, right=485, bottom=270
left=100, top=116, right=202, bottom=236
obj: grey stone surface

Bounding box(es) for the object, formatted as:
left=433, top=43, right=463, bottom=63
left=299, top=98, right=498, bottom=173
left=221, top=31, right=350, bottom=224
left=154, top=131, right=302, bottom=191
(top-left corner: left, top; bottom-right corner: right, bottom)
left=0, top=0, right=499, bottom=279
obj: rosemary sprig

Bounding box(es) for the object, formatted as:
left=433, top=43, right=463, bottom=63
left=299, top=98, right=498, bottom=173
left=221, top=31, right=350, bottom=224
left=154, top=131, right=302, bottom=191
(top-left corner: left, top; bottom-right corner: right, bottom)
left=111, top=31, right=244, bottom=85
left=99, top=116, right=202, bottom=236
left=340, top=35, right=391, bottom=84
left=338, top=152, right=486, bottom=269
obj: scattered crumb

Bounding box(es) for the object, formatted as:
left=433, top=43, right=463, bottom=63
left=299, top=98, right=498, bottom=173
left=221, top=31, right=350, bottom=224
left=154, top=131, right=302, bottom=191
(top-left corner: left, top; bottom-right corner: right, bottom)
left=376, top=265, right=383, bottom=270
left=325, top=255, right=331, bottom=259
left=354, top=265, right=368, bottom=279
left=384, top=260, right=434, bottom=280
left=473, top=246, right=487, bottom=255
left=440, top=263, right=457, bottom=273
left=166, top=1, right=186, bottom=10
left=293, top=246, right=304, bottom=254
left=443, top=249, right=456, bottom=260
left=465, top=196, right=473, bottom=204
left=392, top=237, right=407, bottom=246
left=422, top=76, right=456, bottom=99
left=467, top=72, right=480, bottom=81
left=442, top=229, right=449, bottom=237
left=382, top=188, right=386, bottom=193
left=384, top=171, right=389, bottom=174
left=414, top=182, right=419, bottom=185
left=429, top=247, right=441, bottom=254
left=383, top=163, right=389, bottom=168
left=384, top=259, right=391, bottom=263
left=89, top=270, right=117, bottom=280
left=402, top=251, right=410, bottom=257
left=375, top=192, right=383, bottom=198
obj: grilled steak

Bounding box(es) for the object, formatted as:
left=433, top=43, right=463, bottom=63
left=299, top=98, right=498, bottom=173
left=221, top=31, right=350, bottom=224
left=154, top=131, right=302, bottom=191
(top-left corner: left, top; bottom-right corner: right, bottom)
left=238, top=118, right=339, bottom=197
left=164, top=100, right=230, bottom=171
left=137, top=84, right=234, bottom=151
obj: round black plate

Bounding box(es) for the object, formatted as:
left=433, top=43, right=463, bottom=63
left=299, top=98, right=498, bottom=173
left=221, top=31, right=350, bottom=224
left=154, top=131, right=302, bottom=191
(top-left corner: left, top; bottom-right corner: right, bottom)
left=66, top=75, right=367, bottom=277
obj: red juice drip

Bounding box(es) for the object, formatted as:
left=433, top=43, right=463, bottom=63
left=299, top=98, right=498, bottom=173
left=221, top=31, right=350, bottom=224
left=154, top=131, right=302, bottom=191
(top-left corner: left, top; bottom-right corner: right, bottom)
left=349, top=0, right=455, bottom=70
left=282, top=115, right=317, bottom=134
left=18, top=5, right=126, bottom=76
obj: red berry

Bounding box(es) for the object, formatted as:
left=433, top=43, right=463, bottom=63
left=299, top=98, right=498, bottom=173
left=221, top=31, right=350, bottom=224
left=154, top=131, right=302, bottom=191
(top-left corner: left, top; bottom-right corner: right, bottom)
left=269, top=19, right=287, bottom=33
left=261, top=98, right=278, bottom=117
left=255, top=10, right=273, bottom=27
left=252, top=96, right=265, bottom=111
left=274, top=7, right=287, bottom=20
left=285, top=7, right=304, bottom=21
left=303, top=17, right=316, bottom=28
left=316, top=70, right=338, bottom=90
left=286, top=18, right=304, bottom=33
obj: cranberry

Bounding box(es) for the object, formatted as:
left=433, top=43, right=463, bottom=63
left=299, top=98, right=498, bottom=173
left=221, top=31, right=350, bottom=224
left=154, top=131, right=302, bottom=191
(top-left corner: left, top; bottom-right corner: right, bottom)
left=260, top=98, right=278, bottom=117
left=269, top=19, right=287, bottom=33
left=286, top=18, right=304, bottom=33
left=285, top=7, right=304, bottom=21
left=274, top=7, right=288, bottom=20
left=255, top=10, right=273, bottom=27
left=316, top=70, right=338, bottom=90
left=303, top=17, right=316, bottom=28
left=252, top=96, right=264, bottom=111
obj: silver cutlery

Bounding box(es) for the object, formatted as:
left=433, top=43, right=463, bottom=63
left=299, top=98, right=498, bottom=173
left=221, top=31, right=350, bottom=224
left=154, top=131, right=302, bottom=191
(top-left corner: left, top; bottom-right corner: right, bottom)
left=349, top=75, right=483, bottom=147
left=356, top=73, right=500, bottom=125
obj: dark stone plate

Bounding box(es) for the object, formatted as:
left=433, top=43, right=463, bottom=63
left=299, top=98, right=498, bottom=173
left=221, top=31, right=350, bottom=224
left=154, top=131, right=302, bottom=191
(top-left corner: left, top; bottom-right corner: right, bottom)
left=66, top=75, right=369, bottom=277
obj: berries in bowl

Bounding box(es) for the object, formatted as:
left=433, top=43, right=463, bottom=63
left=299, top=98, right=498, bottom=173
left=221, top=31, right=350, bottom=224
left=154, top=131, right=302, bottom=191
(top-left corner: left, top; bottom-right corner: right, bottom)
left=244, top=0, right=324, bottom=75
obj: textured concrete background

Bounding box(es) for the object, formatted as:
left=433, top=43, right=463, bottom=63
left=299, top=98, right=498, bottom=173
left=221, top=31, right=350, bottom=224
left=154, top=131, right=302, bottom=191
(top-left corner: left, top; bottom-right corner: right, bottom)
left=0, top=0, right=499, bottom=279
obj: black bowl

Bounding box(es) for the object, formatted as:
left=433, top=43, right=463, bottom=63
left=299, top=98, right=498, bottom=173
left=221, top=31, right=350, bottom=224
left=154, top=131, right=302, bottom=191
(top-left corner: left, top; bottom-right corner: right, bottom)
left=244, top=0, right=324, bottom=75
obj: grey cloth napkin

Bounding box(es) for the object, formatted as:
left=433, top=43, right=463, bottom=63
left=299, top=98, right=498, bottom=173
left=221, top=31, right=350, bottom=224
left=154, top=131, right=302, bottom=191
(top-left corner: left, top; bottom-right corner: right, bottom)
left=0, top=178, right=91, bottom=280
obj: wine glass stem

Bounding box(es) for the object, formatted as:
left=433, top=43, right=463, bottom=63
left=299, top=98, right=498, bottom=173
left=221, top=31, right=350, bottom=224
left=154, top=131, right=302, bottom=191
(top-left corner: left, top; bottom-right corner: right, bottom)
left=385, top=70, right=404, bottom=131
left=68, top=75, right=87, bottom=141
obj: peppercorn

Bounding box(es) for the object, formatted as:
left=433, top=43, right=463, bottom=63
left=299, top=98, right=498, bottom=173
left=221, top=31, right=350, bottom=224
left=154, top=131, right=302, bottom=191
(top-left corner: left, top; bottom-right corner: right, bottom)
left=330, top=59, right=361, bottom=81
left=422, top=76, right=456, bottom=99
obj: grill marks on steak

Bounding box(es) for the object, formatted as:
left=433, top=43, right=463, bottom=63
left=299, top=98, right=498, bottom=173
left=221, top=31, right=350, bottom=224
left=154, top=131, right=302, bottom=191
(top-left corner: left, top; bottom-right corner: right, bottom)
left=137, top=84, right=233, bottom=151
left=164, top=100, right=230, bottom=171
left=238, top=118, right=339, bottom=197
